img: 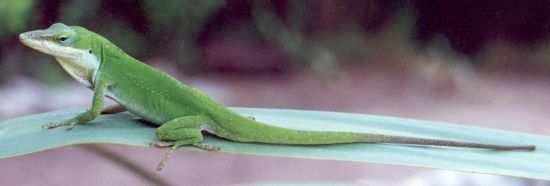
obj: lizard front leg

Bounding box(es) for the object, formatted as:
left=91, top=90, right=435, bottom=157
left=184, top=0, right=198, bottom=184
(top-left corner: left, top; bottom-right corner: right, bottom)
left=44, top=77, right=109, bottom=130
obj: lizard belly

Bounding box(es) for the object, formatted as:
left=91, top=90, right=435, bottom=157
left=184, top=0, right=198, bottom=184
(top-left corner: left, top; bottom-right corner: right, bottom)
left=105, top=86, right=198, bottom=125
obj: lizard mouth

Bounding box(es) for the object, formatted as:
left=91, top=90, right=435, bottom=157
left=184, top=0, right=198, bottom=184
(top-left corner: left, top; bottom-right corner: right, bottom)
left=19, top=31, right=78, bottom=59
left=19, top=32, right=48, bottom=53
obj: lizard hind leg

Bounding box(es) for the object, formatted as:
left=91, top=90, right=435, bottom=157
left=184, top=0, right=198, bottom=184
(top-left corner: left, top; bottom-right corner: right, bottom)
left=152, top=115, right=219, bottom=172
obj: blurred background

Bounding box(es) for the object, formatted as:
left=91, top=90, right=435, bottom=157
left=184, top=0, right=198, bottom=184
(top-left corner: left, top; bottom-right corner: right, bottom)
left=1, top=0, right=549, bottom=185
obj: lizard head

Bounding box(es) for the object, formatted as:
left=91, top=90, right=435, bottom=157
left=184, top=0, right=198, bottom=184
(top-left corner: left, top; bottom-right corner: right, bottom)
left=19, top=23, right=100, bottom=88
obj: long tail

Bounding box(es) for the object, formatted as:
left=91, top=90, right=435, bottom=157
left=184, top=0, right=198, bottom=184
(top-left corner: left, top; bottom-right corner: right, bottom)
left=214, top=109, right=536, bottom=151
left=357, top=133, right=536, bottom=151
left=236, top=122, right=536, bottom=151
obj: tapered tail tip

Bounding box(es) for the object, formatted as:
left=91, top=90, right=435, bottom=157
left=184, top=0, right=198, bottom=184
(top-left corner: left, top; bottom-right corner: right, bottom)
left=524, top=145, right=536, bottom=151
left=509, top=145, right=536, bottom=151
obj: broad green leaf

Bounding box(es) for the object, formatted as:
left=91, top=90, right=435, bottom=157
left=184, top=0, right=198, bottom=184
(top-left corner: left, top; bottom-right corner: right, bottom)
left=0, top=108, right=548, bottom=180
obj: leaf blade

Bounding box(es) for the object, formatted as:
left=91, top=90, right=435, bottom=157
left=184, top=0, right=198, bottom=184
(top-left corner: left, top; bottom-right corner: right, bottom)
left=0, top=108, right=548, bottom=180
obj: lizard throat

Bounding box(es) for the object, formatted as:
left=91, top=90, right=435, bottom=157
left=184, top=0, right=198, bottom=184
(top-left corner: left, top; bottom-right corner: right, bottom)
left=55, top=49, right=100, bottom=89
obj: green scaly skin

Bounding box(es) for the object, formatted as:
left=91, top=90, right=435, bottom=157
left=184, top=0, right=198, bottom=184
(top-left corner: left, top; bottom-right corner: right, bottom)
left=19, top=23, right=536, bottom=171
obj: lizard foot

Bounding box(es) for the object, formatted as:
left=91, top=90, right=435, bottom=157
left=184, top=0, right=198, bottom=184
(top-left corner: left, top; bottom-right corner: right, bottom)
left=192, top=143, right=220, bottom=151
left=43, top=119, right=76, bottom=130
left=156, top=146, right=177, bottom=172
left=151, top=141, right=175, bottom=148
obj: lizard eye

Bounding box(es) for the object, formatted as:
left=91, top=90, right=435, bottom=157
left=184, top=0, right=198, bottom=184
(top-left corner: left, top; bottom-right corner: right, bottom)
left=58, top=36, right=68, bottom=41
left=57, top=35, right=73, bottom=45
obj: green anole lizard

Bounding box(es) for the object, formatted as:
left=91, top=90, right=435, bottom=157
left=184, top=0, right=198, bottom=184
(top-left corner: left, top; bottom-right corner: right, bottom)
left=19, top=23, right=536, bottom=171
